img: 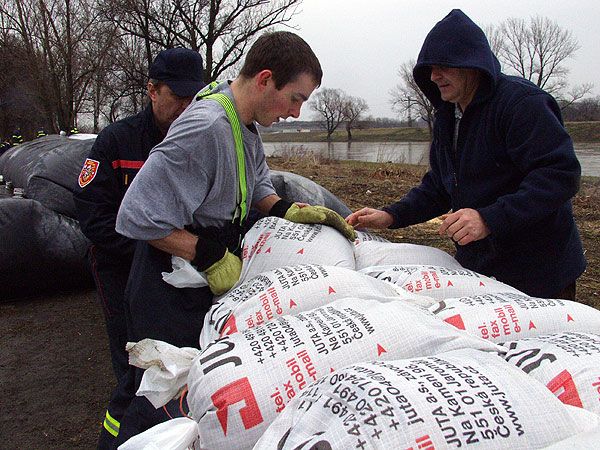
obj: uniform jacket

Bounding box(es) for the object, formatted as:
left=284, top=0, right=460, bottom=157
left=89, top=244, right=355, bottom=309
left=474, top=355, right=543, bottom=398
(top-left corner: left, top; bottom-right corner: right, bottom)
left=74, top=104, right=163, bottom=261
left=383, top=9, right=586, bottom=297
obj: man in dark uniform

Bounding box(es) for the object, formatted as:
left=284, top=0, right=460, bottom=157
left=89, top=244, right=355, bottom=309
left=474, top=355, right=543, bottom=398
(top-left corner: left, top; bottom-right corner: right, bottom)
left=73, top=47, right=206, bottom=449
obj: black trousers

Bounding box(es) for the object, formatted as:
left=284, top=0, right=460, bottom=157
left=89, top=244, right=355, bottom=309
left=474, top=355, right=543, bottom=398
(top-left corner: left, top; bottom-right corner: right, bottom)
left=113, top=241, right=213, bottom=448
left=88, top=246, right=136, bottom=448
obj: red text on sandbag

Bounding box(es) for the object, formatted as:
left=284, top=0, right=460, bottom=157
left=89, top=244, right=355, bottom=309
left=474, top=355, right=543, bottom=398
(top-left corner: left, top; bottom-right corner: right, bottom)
left=211, top=377, right=263, bottom=435
left=405, top=434, right=436, bottom=450
left=546, top=370, right=583, bottom=408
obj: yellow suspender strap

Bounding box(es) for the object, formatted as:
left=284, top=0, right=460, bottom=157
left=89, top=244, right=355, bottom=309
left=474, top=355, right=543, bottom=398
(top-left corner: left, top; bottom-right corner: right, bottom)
left=196, top=84, right=248, bottom=223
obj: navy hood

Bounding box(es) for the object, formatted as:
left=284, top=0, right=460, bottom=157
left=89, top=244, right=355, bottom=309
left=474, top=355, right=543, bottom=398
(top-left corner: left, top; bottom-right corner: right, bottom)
left=413, top=9, right=501, bottom=108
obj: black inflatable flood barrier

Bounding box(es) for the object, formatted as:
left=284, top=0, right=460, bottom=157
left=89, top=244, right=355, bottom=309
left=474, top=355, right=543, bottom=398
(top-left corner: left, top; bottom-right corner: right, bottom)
left=0, top=197, right=92, bottom=300
left=0, top=135, right=352, bottom=300
left=270, top=170, right=351, bottom=218
left=0, top=135, right=94, bottom=218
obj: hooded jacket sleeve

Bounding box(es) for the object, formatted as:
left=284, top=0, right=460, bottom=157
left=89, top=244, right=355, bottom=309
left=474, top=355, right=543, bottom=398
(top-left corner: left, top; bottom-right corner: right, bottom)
left=382, top=141, right=452, bottom=228
left=477, top=92, right=581, bottom=238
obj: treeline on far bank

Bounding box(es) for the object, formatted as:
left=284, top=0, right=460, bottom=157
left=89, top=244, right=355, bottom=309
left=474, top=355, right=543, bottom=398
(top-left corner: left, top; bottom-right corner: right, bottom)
left=262, top=121, right=600, bottom=144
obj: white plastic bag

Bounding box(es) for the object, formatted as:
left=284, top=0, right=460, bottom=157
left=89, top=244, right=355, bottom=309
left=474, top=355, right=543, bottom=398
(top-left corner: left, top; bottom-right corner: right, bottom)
left=161, top=256, right=208, bottom=288
left=118, top=417, right=200, bottom=450
left=127, top=339, right=200, bottom=408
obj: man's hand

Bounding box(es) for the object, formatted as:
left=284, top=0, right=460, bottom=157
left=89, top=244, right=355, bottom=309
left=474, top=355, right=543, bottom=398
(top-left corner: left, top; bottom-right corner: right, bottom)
left=438, top=208, right=490, bottom=245
left=204, top=250, right=242, bottom=295
left=192, top=235, right=242, bottom=295
left=284, top=204, right=357, bottom=241
left=346, top=208, right=394, bottom=230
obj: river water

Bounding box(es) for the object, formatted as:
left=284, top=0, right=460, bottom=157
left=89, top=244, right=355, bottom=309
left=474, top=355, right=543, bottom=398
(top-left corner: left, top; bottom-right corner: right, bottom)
left=263, top=141, right=599, bottom=178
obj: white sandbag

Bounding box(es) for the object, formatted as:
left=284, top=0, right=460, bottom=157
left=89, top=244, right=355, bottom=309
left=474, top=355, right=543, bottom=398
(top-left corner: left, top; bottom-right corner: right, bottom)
left=500, top=332, right=600, bottom=415
left=542, top=421, right=600, bottom=449
left=187, top=297, right=500, bottom=449
left=430, top=292, right=600, bottom=343
left=200, top=264, right=431, bottom=349
left=354, top=230, right=389, bottom=245
left=255, top=348, right=600, bottom=450
left=354, top=240, right=462, bottom=271
left=360, top=264, right=523, bottom=301
left=118, top=417, right=199, bottom=450
left=240, top=217, right=355, bottom=284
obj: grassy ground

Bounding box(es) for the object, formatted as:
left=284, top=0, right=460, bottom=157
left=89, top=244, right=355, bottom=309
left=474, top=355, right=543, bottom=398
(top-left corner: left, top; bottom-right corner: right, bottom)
left=262, top=121, right=600, bottom=144
left=267, top=155, right=600, bottom=310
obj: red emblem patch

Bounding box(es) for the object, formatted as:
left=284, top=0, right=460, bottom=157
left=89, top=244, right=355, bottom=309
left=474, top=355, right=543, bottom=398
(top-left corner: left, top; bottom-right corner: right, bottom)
left=78, top=158, right=99, bottom=188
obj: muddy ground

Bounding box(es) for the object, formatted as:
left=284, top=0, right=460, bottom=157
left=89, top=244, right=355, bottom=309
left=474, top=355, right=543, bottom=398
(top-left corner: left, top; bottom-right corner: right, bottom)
left=0, top=157, right=598, bottom=449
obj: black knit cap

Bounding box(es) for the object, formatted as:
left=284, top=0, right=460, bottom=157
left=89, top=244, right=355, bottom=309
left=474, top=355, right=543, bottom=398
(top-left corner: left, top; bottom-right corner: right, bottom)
left=149, top=48, right=206, bottom=97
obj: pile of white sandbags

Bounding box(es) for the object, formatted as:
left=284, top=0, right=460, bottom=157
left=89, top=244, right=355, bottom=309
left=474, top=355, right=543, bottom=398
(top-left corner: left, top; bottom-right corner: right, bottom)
left=199, top=264, right=428, bottom=349
left=255, top=349, right=600, bottom=449
left=120, top=218, right=600, bottom=450
left=186, top=298, right=499, bottom=449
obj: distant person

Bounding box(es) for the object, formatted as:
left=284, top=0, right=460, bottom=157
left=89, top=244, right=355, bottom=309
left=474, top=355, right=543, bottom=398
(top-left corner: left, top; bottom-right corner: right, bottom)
left=59, top=130, right=67, bottom=136
left=70, top=126, right=79, bottom=135
left=11, top=128, right=23, bottom=145
left=0, top=139, right=11, bottom=155
left=36, top=128, right=47, bottom=138
left=73, top=47, right=206, bottom=450
left=347, top=9, right=585, bottom=300
left=115, top=31, right=354, bottom=445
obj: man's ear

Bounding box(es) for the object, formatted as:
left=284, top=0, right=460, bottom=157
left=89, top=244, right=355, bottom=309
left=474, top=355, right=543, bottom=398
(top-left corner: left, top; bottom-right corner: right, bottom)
left=255, top=70, right=274, bottom=90
left=147, top=81, right=158, bottom=101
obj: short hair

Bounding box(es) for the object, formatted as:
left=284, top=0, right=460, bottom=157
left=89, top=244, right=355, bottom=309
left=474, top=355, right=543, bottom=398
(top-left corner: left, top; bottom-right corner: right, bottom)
left=240, top=31, right=322, bottom=90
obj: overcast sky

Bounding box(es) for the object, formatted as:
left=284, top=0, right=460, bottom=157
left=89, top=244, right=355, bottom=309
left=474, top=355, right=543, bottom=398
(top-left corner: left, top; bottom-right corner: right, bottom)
left=288, top=0, right=600, bottom=120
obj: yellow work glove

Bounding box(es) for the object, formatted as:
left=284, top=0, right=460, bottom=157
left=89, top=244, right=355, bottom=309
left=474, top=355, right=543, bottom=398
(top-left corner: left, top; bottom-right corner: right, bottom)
left=204, top=250, right=242, bottom=296
left=284, top=203, right=357, bottom=241
left=192, top=235, right=242, bottom=296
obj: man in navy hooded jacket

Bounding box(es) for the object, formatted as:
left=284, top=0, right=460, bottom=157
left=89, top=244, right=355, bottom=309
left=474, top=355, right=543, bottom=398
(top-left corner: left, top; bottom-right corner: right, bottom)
left=347, top=9, right=586, bottom=299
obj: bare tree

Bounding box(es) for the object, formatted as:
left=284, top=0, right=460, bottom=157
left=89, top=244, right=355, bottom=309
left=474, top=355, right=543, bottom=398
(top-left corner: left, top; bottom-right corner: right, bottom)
left=0, top=33, right=44, bottom=138
left=489, top=16, right=589, bottom=96
left=309, top=88, right=346, bottom=140
left=482, top=23, right=502, bottom=55
left=1, top=0, right=118, bottom=132
left=562, top=96, right=600, bottom=121
left=558, top=82, right=595, bottom=111
left=342, top=95, right=368, bottom=141
left=104, top=0, right=301, bottom=81
left=389, top=60, right=434, bottom=135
